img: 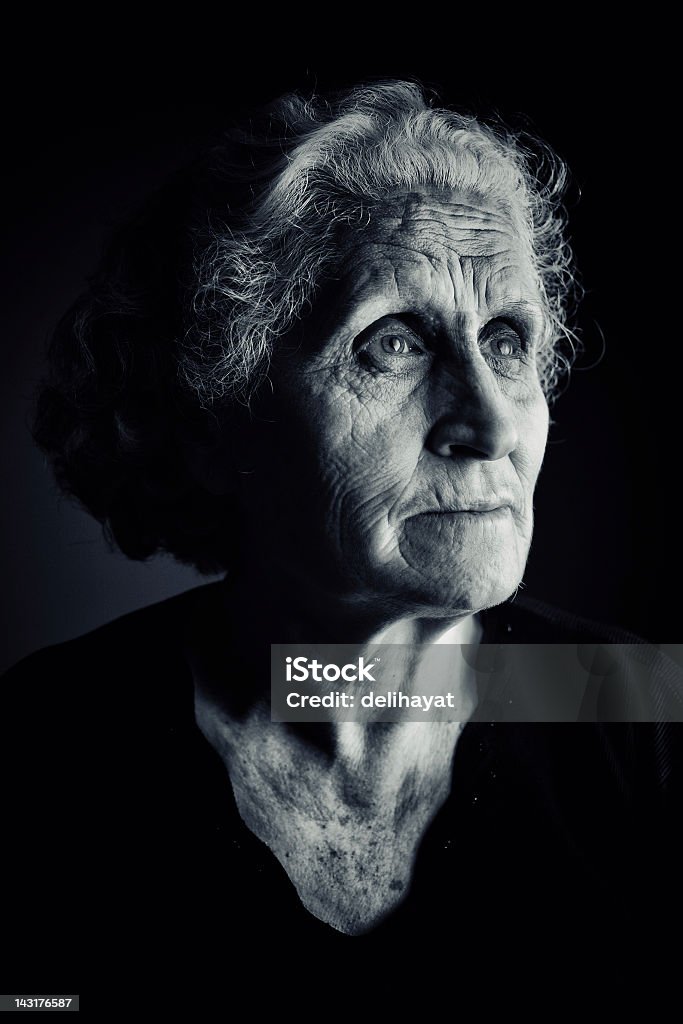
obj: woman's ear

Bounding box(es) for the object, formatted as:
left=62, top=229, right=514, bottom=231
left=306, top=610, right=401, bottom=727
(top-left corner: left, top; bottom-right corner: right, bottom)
left=176, top=412, right=241, bottom=496
left=176, top=397, right=269, bottom=496
left=181, top=439, right=238, bottom=496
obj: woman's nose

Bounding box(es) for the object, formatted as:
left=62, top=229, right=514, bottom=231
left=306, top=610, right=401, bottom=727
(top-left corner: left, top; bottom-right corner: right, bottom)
left=426, top=362, right=519, bottom=462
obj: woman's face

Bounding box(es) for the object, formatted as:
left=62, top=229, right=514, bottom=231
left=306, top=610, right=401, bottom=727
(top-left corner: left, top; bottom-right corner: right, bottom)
left=230, top=188, right=550, bottom=621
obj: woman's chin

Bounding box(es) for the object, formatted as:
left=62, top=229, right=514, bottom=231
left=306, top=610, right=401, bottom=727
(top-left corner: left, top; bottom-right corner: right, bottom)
left=365, top=562, right=525, bottom=620
left=371, top=532, right=528, bottom=615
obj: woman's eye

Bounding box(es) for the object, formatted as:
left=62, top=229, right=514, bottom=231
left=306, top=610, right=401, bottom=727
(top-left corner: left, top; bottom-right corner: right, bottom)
left=380, top=334, right=418, bottom=356
left=483, top=326, right=525, bottom=361
left=356, top=323, right=428, bottom=373
left=493, top=336, right=517, bottom=357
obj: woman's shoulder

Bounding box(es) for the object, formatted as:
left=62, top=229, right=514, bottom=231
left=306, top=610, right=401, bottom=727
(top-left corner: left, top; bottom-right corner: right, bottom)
left=0, top=581, right=229, bottom=789
left=1, top=580, right=225, bottom=695
left=486, top=592, right=652, bottom=643
left=480, top=592, right=683, bottom=728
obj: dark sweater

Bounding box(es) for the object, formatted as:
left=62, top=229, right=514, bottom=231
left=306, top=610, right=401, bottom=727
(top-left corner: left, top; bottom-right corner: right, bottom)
left=2, top=582, right=682, bottom=992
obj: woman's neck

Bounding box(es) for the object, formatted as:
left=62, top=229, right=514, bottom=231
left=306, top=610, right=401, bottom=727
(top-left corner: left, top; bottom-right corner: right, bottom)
left=218, top=566, right=481, bottom=645
left=195, top=568, right=482, bottom=731
left=189, top=573, right=482, bottom=934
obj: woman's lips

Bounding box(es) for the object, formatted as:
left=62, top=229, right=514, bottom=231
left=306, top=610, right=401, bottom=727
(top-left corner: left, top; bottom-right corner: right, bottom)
left=412, top=505, right=513, bottom=517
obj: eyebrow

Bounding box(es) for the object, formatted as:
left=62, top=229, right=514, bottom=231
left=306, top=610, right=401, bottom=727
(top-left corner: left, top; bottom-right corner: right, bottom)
left=322, top=265, right=546, bottom=352
left=494, top=299, right=544, bottom=317
left=488, top=300, right=545, bottom=331
left=359, top=295, right=544, bottom=336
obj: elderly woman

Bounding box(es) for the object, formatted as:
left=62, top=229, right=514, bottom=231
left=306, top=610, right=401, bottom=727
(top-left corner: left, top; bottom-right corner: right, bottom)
left=3, top=81, right=681, bottom=987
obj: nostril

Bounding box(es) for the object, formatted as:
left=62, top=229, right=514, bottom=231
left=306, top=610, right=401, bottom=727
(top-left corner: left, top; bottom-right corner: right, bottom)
left=428, top=424, right=517, bottom=462
left=446, top=442, right=510, bottom=463
left=446, top=442, right=483, bottom=458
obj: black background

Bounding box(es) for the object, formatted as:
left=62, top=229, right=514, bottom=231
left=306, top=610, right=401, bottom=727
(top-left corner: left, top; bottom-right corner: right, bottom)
left=1, top=28, right=677, bottom=670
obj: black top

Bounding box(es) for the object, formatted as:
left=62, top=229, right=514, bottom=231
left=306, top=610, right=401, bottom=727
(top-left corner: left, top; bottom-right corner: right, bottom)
left=2, top=582, right=682, bottom=993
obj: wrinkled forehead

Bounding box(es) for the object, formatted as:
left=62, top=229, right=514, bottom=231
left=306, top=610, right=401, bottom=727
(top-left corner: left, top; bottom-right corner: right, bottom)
left=343, top=187, right=527, bottom=260
left=329, top=188, right=542, bottom=331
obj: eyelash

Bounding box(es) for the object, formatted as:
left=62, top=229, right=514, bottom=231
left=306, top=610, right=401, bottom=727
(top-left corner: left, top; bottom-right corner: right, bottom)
left=357, top=319, right=530, bottom=373
left=481, top=326, right=528, bottom=367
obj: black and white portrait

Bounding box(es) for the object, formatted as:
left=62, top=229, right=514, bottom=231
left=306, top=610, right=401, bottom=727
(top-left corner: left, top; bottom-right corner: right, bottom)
left=2, top=43, right=681, bottom=1003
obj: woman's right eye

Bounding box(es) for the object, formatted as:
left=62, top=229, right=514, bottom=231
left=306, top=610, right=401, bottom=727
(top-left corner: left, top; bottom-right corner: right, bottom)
left=379, top=334, right=420, bottom=356
left=357, top=323, right=429, bottom=372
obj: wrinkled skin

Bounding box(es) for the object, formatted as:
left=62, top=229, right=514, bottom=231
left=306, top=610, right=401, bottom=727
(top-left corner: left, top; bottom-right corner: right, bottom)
left=192, top=187, right=553, bottom=934
left=228, top=187, right=550, bottom=629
